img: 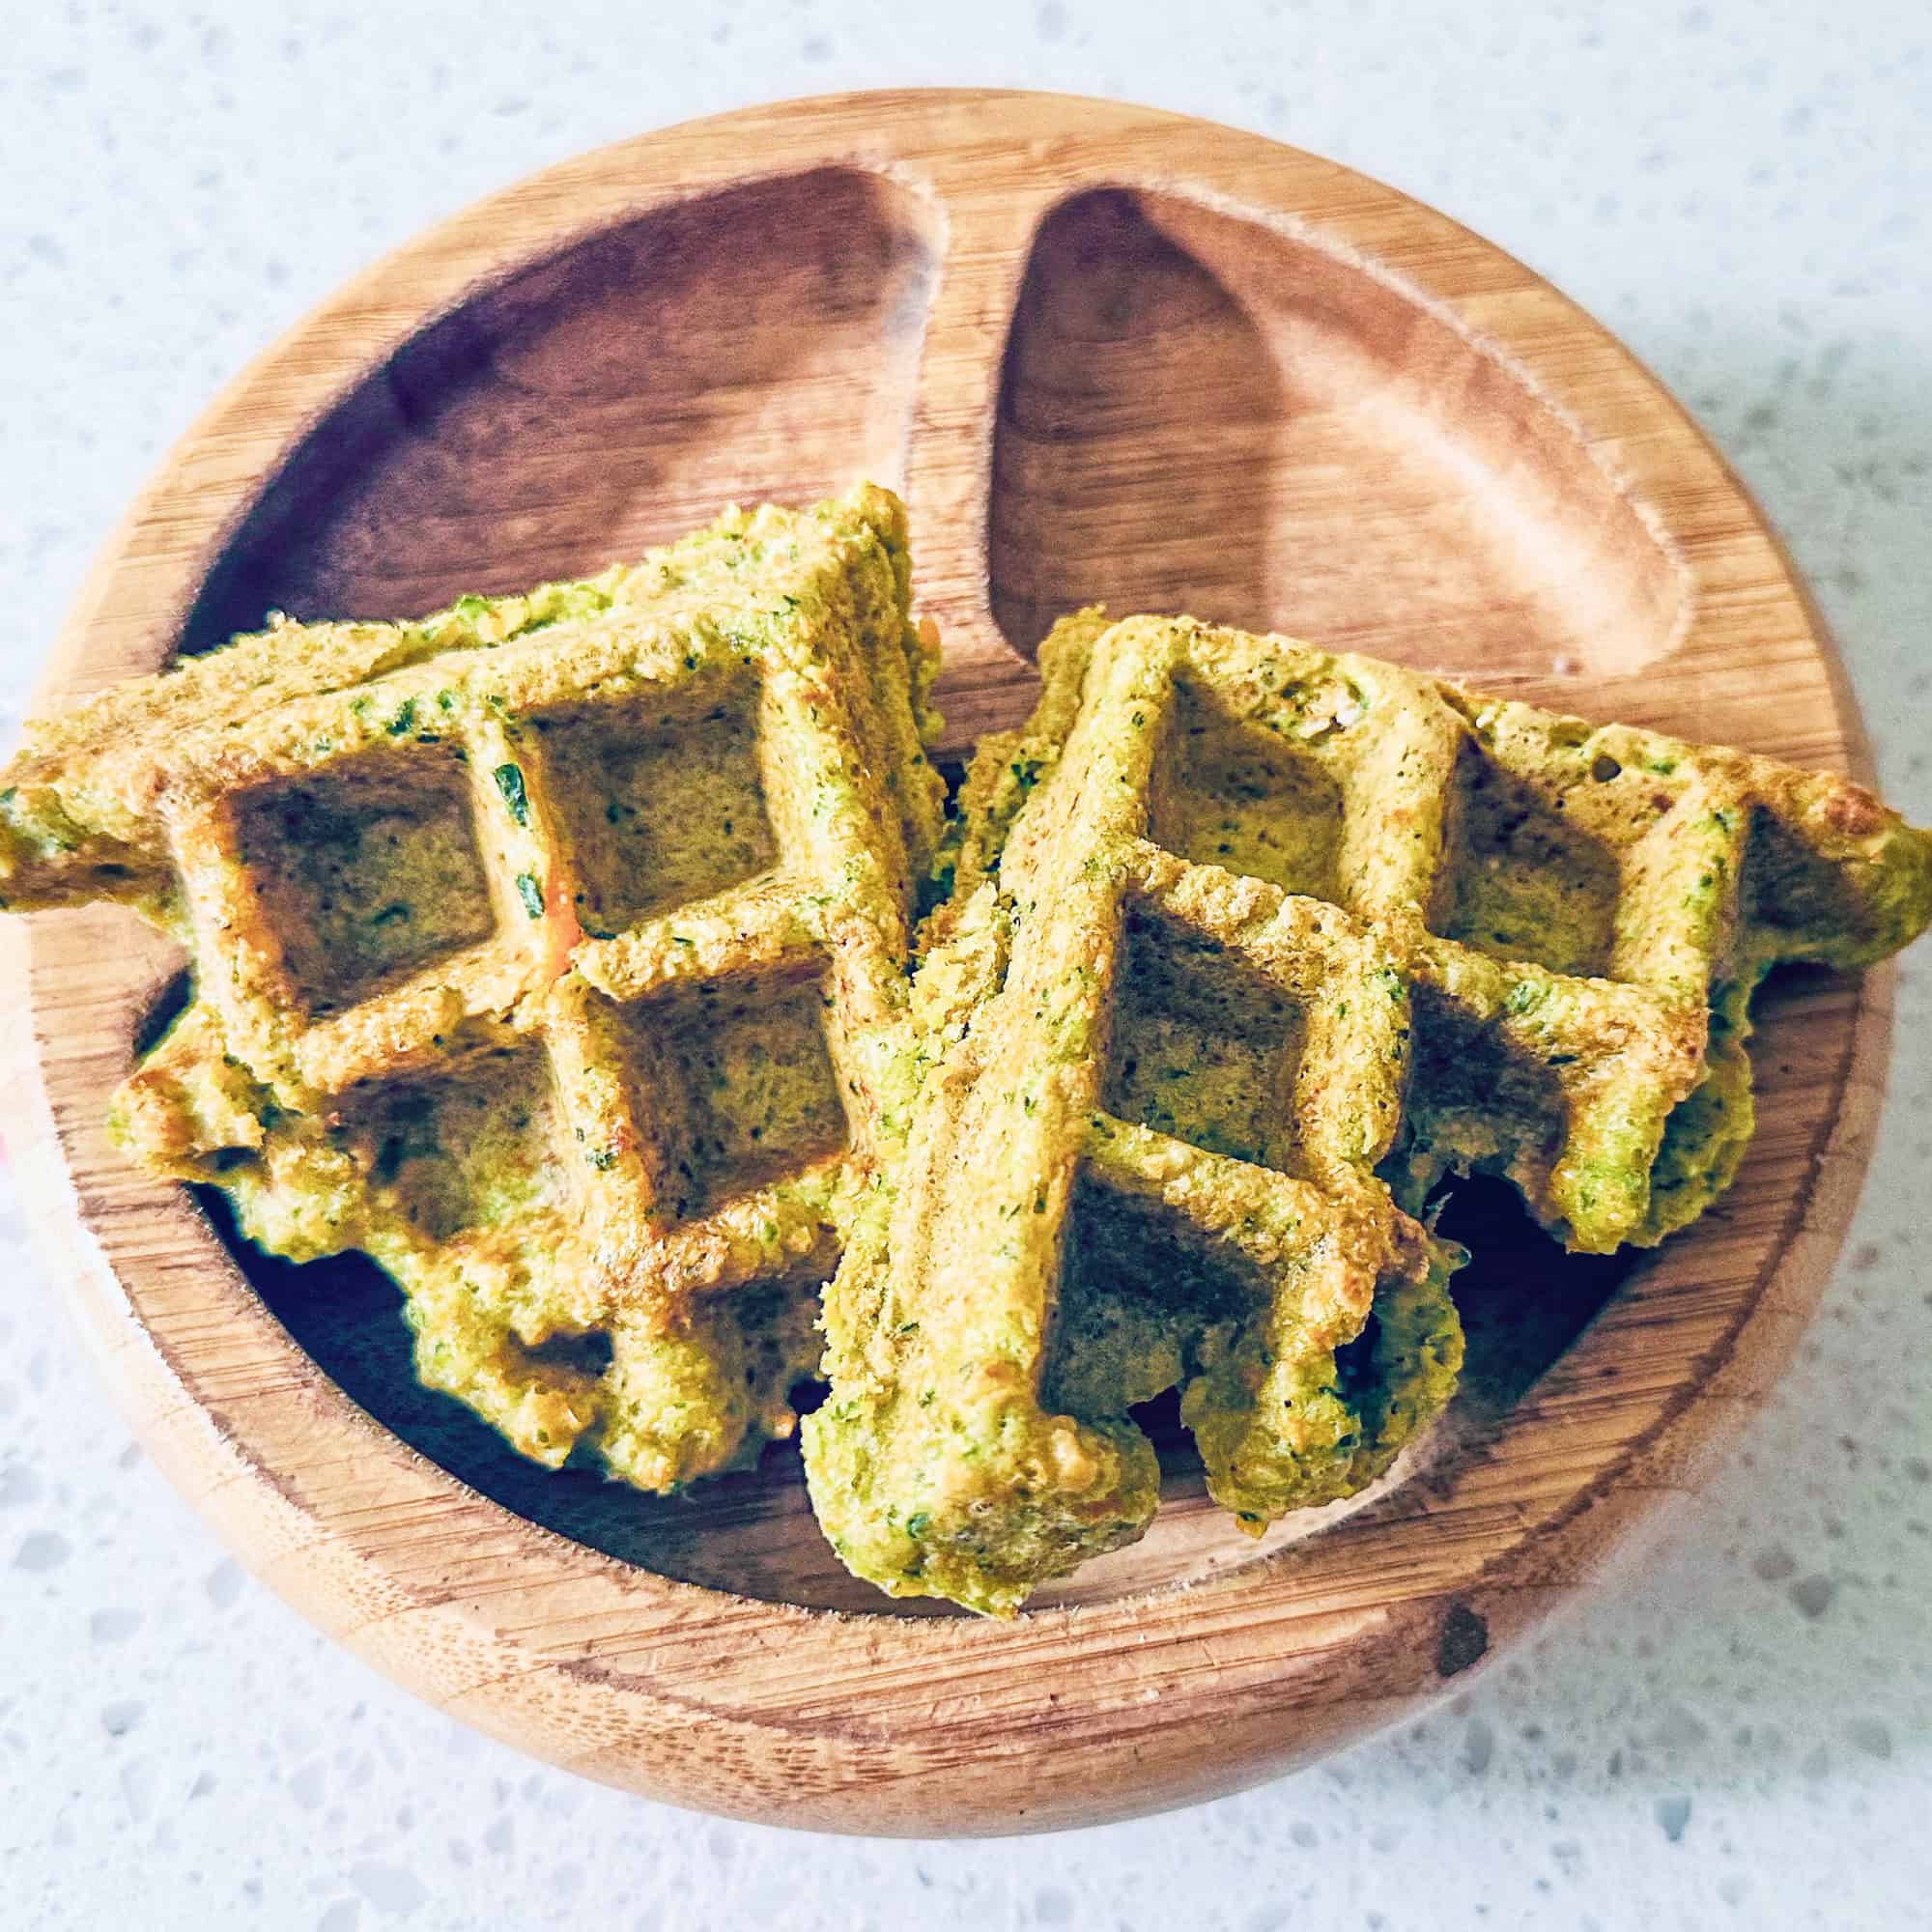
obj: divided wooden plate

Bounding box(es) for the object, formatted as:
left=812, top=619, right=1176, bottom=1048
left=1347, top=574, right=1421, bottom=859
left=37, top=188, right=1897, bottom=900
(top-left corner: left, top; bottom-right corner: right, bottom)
left=1, top=91, right=1891, bottom=1833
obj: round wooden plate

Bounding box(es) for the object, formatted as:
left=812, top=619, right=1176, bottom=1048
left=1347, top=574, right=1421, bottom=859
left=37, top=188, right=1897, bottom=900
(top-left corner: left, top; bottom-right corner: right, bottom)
left=2, top=91, right=1891, bottom=1834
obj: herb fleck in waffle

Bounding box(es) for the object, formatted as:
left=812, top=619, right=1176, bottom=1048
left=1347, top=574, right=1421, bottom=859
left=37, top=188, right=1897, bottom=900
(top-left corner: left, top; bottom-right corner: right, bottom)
left=9, top=489, right=945, bottom=1489
left=804, top=616, right=1466, bottom=1616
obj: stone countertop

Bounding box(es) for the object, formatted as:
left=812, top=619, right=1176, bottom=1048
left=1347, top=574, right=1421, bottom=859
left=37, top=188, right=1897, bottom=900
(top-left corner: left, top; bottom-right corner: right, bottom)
left=3, top=4, right=1927, bottom=1927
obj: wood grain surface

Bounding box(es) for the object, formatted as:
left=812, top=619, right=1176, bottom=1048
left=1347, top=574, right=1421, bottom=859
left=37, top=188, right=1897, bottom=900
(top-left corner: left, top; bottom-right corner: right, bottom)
left=0, top=89, right=1892, bottom=1834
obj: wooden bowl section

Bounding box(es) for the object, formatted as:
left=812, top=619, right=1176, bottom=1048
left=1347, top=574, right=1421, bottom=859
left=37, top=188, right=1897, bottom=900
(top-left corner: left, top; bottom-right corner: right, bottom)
left=1, top=91, right=1891, bottom=1833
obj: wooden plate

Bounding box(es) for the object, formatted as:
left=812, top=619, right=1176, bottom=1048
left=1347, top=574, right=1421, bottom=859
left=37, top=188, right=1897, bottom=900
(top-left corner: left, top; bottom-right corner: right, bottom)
left=2, top=90, right=1891, bottom=1834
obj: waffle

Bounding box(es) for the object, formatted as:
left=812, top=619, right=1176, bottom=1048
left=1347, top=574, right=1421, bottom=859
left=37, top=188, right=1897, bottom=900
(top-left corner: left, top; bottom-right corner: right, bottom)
left=803, top=615, right=1467, bottom=1615
left=12, top=488, right=948, bottom=1489
left=0, top=487, right=943, bottom=935
left=945, top=611, right=1932, bottom=1255
left=805, top=607, right=1932, bottom=1613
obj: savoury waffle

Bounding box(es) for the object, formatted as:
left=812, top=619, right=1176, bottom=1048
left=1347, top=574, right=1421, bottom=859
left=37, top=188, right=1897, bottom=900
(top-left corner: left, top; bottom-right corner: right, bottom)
left=947, top=611, right=1932, bottom=1256
left=804, top=616, right=1466, bottom=1615
left=0, top=487, right=942, bottom=933
left=14, top=488, right=945, bottom=1489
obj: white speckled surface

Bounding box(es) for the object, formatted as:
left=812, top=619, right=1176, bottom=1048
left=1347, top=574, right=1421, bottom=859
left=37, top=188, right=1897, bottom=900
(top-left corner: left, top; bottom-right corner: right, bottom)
left=4, top=4, right=1929, bottom=1927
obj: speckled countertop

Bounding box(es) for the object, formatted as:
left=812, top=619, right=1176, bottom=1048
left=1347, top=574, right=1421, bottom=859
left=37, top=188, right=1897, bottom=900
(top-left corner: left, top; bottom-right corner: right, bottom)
left=3, top=4, right=1929, bottom=1927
